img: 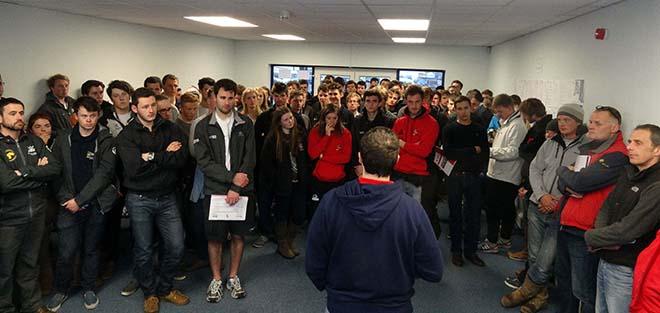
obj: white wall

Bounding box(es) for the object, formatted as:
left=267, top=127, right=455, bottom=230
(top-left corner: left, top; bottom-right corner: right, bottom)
left=489, top=0, right=660, bottom=135
left=233, top=41, right=491, bottom=91
left=0, top=2, right=235, bottom=113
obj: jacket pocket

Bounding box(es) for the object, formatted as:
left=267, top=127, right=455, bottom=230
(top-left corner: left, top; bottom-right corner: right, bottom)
left=98, top=184, right=119, bottom=214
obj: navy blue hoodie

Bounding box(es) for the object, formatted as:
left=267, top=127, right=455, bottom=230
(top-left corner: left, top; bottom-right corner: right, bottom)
left=305, top=179, right=444, bottom=313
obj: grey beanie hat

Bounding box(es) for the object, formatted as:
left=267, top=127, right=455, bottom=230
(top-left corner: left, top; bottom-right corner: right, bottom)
left=557, top=103, right=584, bottom=123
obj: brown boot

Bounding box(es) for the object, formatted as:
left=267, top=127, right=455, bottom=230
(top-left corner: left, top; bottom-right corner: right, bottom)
left=500, top=276, right=543, bottom=308
left=275, top=223, right=295, bottom=259
left=143, top=295, right=160, bottom=313
left=520, top=287, right=549, bottom=313
left=287, top=223, right=301, bottom=256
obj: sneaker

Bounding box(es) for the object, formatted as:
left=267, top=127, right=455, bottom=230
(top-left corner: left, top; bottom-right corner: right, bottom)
left=508, top=250, right=529, bottom=261
left=504, top=274, right=522, bottom=289
left=160, top=290, right=190, bottom=305
left=478, top=239, right=499, bottom=254
left=497, top=238, right=513, bottom=250
left=83, top=291, right=99, bottom=310
left=173, top=272, right=187, bottom=281
left=311, top=194, right=319, bottom=202
left=252, top=235, right=269, bottom=248
left=206, top=279, right=223, bottom=303
left=120, top=279, right=139, bottom=297
left=47, top=293, right=68, bottom=312
left=227, top=276, right=246, bottom=299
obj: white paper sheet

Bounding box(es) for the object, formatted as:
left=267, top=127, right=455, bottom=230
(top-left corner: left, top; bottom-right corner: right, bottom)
left=208, top=195, right=248, bottom=221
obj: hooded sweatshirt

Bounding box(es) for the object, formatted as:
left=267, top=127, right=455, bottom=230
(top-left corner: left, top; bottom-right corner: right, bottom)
left=305, top=179, right=443, bottom=313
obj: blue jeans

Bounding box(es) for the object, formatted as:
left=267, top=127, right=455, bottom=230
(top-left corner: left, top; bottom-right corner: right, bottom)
left=446, top=172, right=481, bottom=255
left=526, top=202, right=559, bottom=285
left=126, top=192, right=184, bottom=297
left=555, top=228, right=598, bottom=313
left=54, top=205, right=106, bottom=293
left=595, top=260, right=632, bottom=313
left=399, top=180, right=422, bottom=202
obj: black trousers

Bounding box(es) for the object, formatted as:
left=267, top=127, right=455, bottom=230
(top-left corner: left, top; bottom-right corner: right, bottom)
left=485, top=177, right=518, bottom=242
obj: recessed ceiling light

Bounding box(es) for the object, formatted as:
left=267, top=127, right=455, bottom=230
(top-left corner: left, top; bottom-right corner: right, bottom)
left=392, top=37, right=426, bottom=43
left=262, top=34, right=306, bottom=41
left=378, top=19, right=429, bottom=31
left=184, top=16, right=258, bottom=28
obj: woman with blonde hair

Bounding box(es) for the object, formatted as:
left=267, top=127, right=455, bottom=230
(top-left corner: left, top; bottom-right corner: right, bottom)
left=259, top=86, right=271, bottom=112
left=241, top=88, right=262, bottom=123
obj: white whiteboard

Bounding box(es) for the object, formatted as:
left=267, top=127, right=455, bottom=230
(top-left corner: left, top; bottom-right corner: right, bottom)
left=515, top=79, right=584, bottom=116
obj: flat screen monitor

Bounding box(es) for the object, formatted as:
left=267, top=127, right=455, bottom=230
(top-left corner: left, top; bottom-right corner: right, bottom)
left=397, top=69, right=445, bottom=89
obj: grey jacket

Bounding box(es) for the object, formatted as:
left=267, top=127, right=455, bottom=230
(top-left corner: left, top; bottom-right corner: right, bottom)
left=529, top=133, right=586, bottom=204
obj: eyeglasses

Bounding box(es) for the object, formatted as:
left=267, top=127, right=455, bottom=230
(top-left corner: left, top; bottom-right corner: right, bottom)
left=595, top=105, right=622, bottom=124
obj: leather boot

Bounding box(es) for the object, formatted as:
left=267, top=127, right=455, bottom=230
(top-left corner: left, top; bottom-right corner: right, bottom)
left=275, top=223, right=295, bottom=259
left=500, top=275, right=544, bottom=308
left=520, top=287, right=549, bottom=313
left=287, top=223, right=301, bottom=256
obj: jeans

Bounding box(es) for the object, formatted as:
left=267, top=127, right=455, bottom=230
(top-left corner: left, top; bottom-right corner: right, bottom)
left=555, top=228, right=598, bottom=313
left=595, top=260, right=632, bottom=313
left=399, top=180, right=422, bottom=202
left=0, top=211, right=45, bottom=313
left=54, top=205, right=106, bottom=293
left=446, top=172, right=481, bottom=255
left=485, top=177, right=518, bottom=242
left=526, top=202, right=559, bottom=285
left=126, top=192, right=184, bottom=298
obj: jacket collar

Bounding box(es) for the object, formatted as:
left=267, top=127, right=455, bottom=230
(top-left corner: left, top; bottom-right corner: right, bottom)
left=208, top=109, right=246, bottom=127
left=501, top=110, right=521, bottom=127
left=403, top=106, right=428, bottom=119
left=583, top=131, right=624, bottom=154
left=626, top=161, right=660, bottom=182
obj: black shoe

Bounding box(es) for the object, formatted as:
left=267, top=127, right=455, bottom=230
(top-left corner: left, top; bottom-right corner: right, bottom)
left=451, top=254, right=464, bottom=267
left=465, top=254, right=486, bottom=267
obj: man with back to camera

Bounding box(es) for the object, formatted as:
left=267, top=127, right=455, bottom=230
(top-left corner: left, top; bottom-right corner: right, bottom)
left=306, top=126, right=443, bottom=313
left=442, top=96, right=489, bottom=268
left=584, top=124, right=660, bottom=313
left=0, top=97, right=61, bottom=313
left=192, top=78, right=255, bottom=303
left=115, top=88, right=190, bottom=313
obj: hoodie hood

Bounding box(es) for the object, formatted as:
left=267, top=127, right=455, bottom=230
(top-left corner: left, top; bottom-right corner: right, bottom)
left=335, top=179, right=403, bottom=232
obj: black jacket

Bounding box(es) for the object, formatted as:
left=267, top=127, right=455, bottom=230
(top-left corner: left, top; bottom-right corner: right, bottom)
left=520, top=114, right=553, bottom=190
left=192, top=112, right=256, bottom=195
left=585, top=163, right=660, bottom=267
left=115, top=116, right=188, bottom=196
left=350, top=110, right=395, bottom=167
left=259, top=131, right=309, bottom=195
left=37, top=91, right=75, bottom=132
left=0, top=133, right=61, bottom=226
left=52, top=126, right=118, bottom=214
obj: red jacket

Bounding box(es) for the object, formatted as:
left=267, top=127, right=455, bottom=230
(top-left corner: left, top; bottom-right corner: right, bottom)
left=392, top=108, right=439, bottom=176
left=308, top=127, right=352, bottom=182
left=560, top=132, right=628, bottom=231
left=630, top=229, right=660, bottom=313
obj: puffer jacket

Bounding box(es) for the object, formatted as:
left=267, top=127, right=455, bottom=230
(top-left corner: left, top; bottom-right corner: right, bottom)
left=487, top=110, right=527, bottom=185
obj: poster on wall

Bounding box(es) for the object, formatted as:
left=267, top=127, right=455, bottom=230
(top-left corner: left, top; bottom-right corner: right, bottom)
left=515, top=79, right=585, bottom=115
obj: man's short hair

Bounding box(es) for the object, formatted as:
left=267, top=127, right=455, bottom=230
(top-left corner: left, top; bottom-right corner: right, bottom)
left=144, top=76, right=162, bottom=87
left=595, top=106, right=622, bottom=125
left=286, top=80, right=301, bottom=89
left=289, top=90, right=304, bottom=99
left=451, top=79, right=463, bottom=89
left=107, top=80, right=134, bottom=98
left=272, top=82, right=288, bottom=95
left=404, top=84, right=424, bottom=99
left=328, top=82, right=343, bottom=92
left=162, top=74, right=178, bottom=85
left=47, top=74, right=69, bottom=88
left=346, top=92, right=361, bottom=102
left=214, top=78, right=238, bottom=95
left=470, top=90, right=483, bottom=103
left=334, top=77, right=345, bottom=86
left=360, top=127, right=400, bottom=177
left=180, top=92, right=201, bottom=105
left=363, top=89, right=382, bottom=102
left=511, top=94, right=522, bottom=106
left=454, top=96, right=471, bottom=107
left=519, top=98, right=546, bottom=117
left=197, top=77, right=215, bottom=90
left=131, top=88, right=156, bottom=107
left=0, top=97, right=24, bottom=114
left=155, top=94, right=169, bottom=102
left=391, top=80, right=402, bottom=87
left=317, top=84, right=330, bottom=94
left=81, top=80, right=105, bottom=96
left=298, top=79, right=309, bottom=86
left=370, top=77, right=379, bottom=84
left=357, top=80, right=367, bottom=87
left=634, top=124, right=660, bottom=147
left=73, top=96, right=101, bottom=113
left=346, top=80, right=356, bottom=87
left=493, top=94, right=514, bottom=108
left=482, top=89, right=493, bottom=97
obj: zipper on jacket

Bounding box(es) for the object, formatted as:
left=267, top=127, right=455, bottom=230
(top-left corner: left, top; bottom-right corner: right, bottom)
left=15, top=140, right=34, bottom=219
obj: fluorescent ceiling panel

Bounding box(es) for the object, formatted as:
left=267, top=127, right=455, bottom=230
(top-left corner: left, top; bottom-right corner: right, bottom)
left=378, top=19, right=429, bottom=31
left=262, top=34, right=306, bottom=41
left=392, top=37, right=426, bottom=43
left=184, top=16, right=258, bottom=27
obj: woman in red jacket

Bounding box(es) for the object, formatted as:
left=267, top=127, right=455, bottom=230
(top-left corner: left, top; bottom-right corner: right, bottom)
left=630, top=229, right=660, bottom=313
left=308, top=105, right=352, bottom=208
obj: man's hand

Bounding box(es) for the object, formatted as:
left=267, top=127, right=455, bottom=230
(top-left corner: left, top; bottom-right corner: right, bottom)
left=474, top=146, right=482, bottom=154
left=232, top=173, right=249, bottom=188
left=141, top=153, right=152, bottom=162
left=14, top=170, right=22, bottom=177
left=518, top=187, right=528, bottom=199
left=63, top=199, right=81, bottom=213
left=166, top=141, right=182, bottom=152
left=226, top=190, right=240, bottom=205
left=539, top=194, right=559, bottom=213
left=37, top=157, right=49, bottom=166
left=354, top=165, right=363, bottom=177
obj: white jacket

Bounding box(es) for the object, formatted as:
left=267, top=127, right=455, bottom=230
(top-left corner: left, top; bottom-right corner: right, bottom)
left=487, top=110, right=527, bottom=185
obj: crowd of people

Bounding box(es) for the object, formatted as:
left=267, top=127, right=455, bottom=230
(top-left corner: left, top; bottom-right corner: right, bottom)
left=0, top=72, right=658, bottom=313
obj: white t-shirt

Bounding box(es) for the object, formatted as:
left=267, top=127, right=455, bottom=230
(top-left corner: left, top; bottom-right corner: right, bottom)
left=116, top=112, right=132, bottom=126
left=215, top=111, right=234, bottom=171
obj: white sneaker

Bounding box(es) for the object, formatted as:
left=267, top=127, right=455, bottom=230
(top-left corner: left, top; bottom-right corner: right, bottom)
left=478, top=239, right=499, bottom=254
left=206, top=279, right=223, bottom=303
left=227, top=276, right=246, bottom=299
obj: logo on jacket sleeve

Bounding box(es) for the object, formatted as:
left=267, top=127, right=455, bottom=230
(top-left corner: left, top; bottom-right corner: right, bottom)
left=5, top=149, right=16, bottom=161
left=27, top=145, right=37, bottom=156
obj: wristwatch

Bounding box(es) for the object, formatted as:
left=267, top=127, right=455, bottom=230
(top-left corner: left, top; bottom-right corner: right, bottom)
left=147, top=152, right=155, bottom=161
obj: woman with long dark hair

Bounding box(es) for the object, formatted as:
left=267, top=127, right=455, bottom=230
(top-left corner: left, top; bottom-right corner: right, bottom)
left=260, top=107, right=308, bottom=259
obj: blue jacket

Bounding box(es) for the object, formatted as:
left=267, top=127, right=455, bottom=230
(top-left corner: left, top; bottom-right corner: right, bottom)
left=305, top=179, right=443, bottom=313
